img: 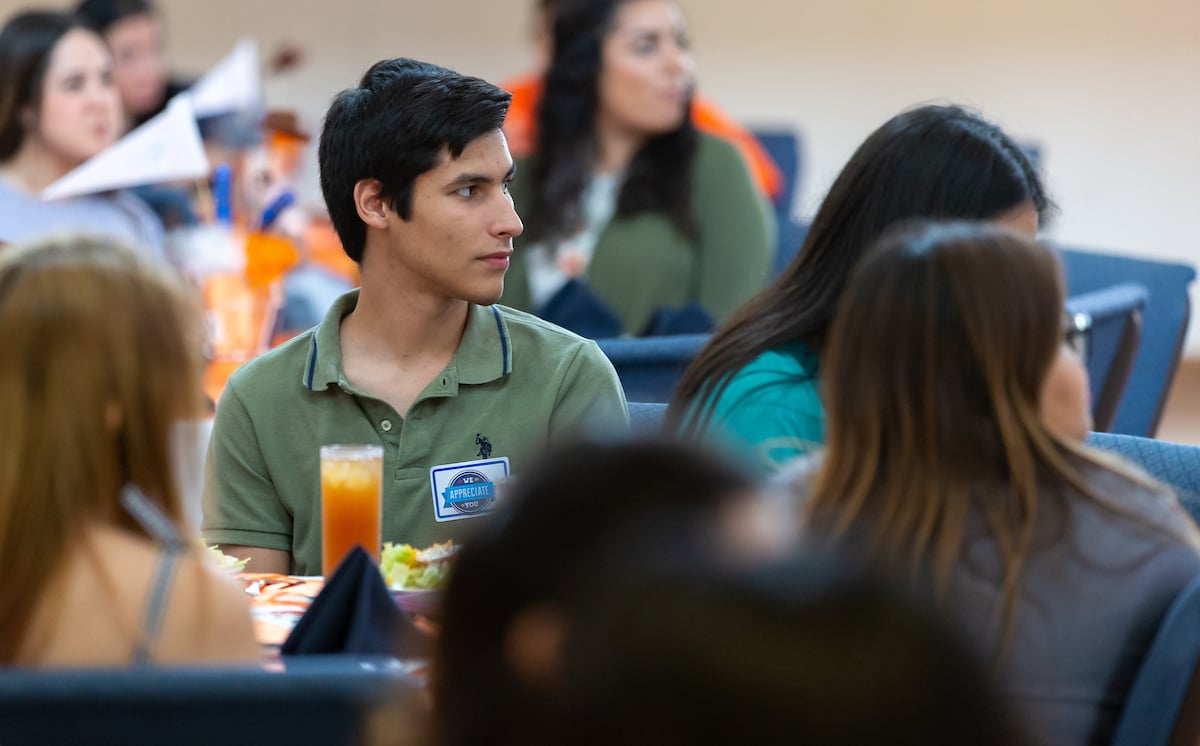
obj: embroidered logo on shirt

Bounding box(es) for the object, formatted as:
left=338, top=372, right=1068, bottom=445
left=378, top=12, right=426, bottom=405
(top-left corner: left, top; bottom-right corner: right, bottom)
left=475, top=433, right=493, bottom=459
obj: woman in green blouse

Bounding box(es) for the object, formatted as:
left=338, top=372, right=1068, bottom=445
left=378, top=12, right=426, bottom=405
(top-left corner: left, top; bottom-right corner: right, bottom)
left=502, top=0, right=774, bottom=337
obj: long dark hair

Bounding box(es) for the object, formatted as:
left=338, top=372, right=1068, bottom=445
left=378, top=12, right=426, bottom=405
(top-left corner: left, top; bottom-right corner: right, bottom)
left=0, top=11, right=94, bottom=161
left=520, top=0, right=698, bottom=247
left=668, top=104, right=1051, bottom=436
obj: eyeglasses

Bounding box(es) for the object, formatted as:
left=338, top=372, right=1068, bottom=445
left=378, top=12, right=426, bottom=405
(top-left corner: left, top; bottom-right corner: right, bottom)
left=1063, top=311, right=1092, bottom=361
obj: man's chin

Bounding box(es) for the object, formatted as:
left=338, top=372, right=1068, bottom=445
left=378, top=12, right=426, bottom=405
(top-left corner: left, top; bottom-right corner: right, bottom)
left=466, top=281, right=505, bottom=307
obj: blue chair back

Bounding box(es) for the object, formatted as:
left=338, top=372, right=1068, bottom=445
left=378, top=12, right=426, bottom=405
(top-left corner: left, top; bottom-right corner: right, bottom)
left=0, top=656, right=412, bottom=746
left=1058, top=246, right=1195, bottom=436
left=1065, top=283, right=1147, bottom=432
left=749, top=128, right=802, bottom=216
left=1087, top=432, right=1200, bottom=521
left=772, top=218, right=810, bottom=279
left=597, top=334, right=709, bottom=403
left=1110, top=576, right=1200, bottom=746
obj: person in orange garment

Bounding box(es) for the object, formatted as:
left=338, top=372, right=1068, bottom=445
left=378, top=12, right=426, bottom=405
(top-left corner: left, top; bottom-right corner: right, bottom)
left=503, top=0, right=783, bottom=201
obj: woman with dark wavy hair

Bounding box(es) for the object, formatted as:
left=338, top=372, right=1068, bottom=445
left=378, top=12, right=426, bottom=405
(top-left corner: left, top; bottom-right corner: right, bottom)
left=668, top=104, right=1048, bottom=471
left=502, top=0, right=773, bottom=337
left=784, top=221, right=1200, bottom=744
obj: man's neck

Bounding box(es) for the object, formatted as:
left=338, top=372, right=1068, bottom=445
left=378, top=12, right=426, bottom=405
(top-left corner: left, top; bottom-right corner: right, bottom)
left=0, top=140, right=79, bottom=195
left=343, top=274, right=470, bottom=366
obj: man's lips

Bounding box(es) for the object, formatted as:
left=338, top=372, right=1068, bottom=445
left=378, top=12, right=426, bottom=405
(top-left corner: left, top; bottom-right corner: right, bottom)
left=479, top=250, right=512, bottom=268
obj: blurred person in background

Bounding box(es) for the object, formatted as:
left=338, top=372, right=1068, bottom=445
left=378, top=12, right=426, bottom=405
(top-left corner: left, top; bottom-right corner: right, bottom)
left=502, top=0, right=774, bottom=338
left=434, top=438, right=794, bottom=745
left=75, top=0, right=184, bottom=130
left=0, top=10, right=164, bottom=258
left=783, top=221, right=1200, bottom=744
left=503, top=0, right=783, bottom=201
left=0, top=235, right=258, bottom=667
left=668, top=104, right=1047, bottom=472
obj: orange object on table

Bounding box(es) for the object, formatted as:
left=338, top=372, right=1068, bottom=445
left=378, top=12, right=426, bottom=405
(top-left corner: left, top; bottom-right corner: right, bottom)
left=320, top=446, right=384, bottom=576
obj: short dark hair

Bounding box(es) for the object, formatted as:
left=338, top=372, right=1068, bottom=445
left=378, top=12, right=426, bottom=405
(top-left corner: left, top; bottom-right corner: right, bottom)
left=317, top=58, right=512, bottom=264
left=434, top=438, right=755, bottom=746
left=561, top=552, right=1021, bottom=745
left=0, top=11, right=94, bottom=161
left=75, top=0, right=157, bottom=33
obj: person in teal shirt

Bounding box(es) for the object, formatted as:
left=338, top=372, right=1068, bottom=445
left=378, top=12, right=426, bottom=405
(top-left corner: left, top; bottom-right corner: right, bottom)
left=669, top=105, right=1050, bottom=472
left=695, top=342, right=824, bottom=472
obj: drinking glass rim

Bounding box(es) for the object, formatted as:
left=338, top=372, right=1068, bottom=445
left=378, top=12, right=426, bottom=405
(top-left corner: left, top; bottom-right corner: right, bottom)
left=320, top=444, right=384, bottom=460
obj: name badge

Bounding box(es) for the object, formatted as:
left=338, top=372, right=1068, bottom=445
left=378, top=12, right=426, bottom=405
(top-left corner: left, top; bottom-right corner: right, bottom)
left=429, top=457, right=509, bottom=522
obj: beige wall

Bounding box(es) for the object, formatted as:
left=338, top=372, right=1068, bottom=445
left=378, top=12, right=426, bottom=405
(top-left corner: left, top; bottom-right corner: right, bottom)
left=10, top=0, right=1200, bottom=349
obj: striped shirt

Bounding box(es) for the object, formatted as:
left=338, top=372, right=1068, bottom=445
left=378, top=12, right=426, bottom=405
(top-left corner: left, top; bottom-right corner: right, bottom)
left=0, top=177, right=165, bottom=261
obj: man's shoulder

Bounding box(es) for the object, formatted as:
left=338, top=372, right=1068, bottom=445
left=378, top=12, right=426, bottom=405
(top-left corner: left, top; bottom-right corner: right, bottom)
left=225, top=328, right=317, bottom=398
left=489, top=304, right=617, bottom=382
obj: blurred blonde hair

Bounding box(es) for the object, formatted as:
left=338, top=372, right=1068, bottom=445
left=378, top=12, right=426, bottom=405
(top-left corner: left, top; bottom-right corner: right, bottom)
left=0, top=235, right=204, bottom=661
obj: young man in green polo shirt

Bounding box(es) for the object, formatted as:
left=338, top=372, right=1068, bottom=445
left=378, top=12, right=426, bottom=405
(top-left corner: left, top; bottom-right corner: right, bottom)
left=202, top=58, right=627, bottom=576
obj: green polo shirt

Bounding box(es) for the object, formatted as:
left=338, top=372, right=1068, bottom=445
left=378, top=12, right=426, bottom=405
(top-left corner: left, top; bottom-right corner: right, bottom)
left=202, top=290, right=628, bottom=575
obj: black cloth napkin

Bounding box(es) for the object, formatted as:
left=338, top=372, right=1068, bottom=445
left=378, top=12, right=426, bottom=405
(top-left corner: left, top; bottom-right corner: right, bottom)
left=282, top=546, right=417, bottom=657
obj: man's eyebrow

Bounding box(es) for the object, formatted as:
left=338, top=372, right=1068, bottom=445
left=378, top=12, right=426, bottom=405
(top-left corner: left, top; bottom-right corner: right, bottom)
left=444, top=164, right=517, bottom=189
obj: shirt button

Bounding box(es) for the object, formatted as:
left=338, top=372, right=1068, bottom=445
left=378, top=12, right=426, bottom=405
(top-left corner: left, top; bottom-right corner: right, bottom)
left=380, top=419, right=393, bottom=432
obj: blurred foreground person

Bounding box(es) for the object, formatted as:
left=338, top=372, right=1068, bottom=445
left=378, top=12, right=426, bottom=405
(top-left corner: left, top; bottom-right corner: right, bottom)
left=0, top=235, right=257, bottom=666
left=561, top=553, right=1023, bottom=745
left=434, top=438, right=793, bottom=745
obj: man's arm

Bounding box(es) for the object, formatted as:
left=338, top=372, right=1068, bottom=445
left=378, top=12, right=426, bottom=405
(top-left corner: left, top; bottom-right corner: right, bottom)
left=201, top=382, right=295, bottom=568
left=218, top=545, right=291, bottom=575
left=549, top=340, right=629, bottom=435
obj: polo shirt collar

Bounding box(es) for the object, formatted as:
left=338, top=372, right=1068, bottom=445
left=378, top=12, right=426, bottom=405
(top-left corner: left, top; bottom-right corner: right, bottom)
left=301, top=290, right=512, bottom=392
left=303, top=289, right=357, bottom=391
left=454, top=303, right=512, bottom=384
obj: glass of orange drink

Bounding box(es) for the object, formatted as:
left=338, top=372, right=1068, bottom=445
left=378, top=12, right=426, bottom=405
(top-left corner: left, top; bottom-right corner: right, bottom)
left=320, top=444, right=383, bottom=576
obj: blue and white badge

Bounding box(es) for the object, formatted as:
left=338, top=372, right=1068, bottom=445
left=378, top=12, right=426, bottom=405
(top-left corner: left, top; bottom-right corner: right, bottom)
left=429, top=457, right=509, bottom=522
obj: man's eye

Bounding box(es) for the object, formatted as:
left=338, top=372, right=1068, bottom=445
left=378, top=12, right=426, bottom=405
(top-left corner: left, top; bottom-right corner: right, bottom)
left=456, top=186, right=476, bottom=198
left=502, top=180, right=511, bottom=195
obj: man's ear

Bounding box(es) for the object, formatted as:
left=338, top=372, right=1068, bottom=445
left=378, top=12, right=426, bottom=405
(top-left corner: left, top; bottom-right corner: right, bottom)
left=354, top=178, right=390, bottom=230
